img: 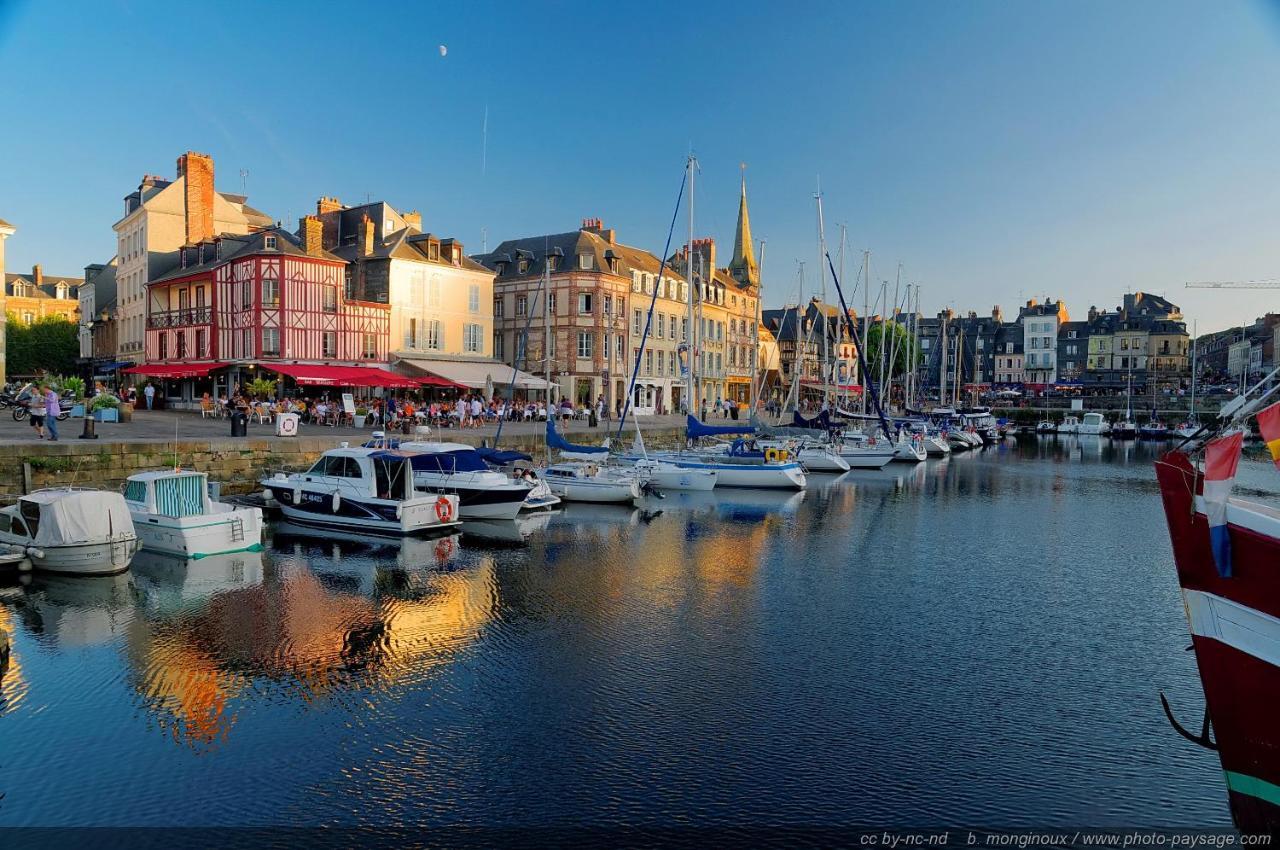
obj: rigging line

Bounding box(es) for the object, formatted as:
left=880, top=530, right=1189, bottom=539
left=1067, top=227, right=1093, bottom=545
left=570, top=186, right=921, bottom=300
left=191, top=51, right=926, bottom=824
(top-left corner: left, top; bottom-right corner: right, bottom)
left=825, top=250, right=893, bottom=438
left=616, top=165, right=689, bottom=440
left=493, top=267, right=546, bottom=448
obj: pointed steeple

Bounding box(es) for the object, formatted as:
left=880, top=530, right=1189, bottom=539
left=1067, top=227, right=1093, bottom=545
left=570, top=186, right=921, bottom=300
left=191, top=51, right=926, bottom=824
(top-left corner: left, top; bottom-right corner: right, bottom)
left=729, top=165, right=758, bottom=289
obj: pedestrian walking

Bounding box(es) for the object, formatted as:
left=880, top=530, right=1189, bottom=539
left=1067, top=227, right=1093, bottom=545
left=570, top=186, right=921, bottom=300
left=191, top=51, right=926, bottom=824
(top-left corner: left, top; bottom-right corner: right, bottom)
left=28, top=384, right=46, bottom=439
left=45, top=384, right=61, bottom=441
left=144, top=382, right=155, bottom=410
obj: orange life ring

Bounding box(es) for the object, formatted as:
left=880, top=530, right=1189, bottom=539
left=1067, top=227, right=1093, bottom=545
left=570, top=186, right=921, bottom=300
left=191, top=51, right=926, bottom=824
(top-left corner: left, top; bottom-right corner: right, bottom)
left=434, top=496, right=454, bottom=523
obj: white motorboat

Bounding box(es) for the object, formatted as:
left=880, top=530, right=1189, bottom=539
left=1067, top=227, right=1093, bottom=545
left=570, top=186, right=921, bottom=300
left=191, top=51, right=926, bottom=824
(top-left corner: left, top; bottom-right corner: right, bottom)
left=396, top=441, right=536, bottom=520
left=0, top=489, right=138, bottom=575
left=891, top=431, right=927, bottom=463
left=543, top=462, right=642, bottom=503
left=1079, top=412, right=1112, bottom=436
left=1035, top=420, right=1057, bottom=434
left=755, top=439, right=850, bottom=473
left=1174, top=420, right=1202, bottom=439
left=124, top=469, right=263, bottom=558
left=260, top=447, right=460, bottom=536
left=1057, top=415, right=1081, bottom=434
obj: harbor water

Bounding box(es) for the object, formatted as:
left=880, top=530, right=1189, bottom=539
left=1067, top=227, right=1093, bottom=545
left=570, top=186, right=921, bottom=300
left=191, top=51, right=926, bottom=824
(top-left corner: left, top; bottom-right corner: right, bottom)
left=1, top=438, right=1271, bottom=829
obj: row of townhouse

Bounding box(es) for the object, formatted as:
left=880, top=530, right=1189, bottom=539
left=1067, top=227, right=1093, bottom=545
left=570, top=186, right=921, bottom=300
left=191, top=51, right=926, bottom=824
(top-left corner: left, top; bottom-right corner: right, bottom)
left=0, top=219, right=83, bottom=383
left=912, top=292, right=1191, bottom=394
left=1196, top=313, right=1280, bottom=383
left=68, top=150, right=770, bottom=411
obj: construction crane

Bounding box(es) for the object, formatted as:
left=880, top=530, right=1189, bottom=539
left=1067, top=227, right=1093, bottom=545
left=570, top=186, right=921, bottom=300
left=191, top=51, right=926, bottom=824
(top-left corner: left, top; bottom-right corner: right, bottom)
left=1185, top=280, right=1280, bottom=289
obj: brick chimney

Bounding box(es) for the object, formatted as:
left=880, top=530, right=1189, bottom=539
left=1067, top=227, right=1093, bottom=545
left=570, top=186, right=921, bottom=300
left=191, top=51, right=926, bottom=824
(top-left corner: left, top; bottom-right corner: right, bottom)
left=317, top=196, right=343, bottom=215
left=360, top=214, right=375, bottom=257
left=176, top=151, right=215, bottom=245
left=402, top=210, right=423, bottom=232
left=300, top=215, right=324, bottom=256
left=315, top=196, right=343, bottom=249
left=32, top=264, right=42, bottom=287
left=992, top=306, right=1002, bottom=322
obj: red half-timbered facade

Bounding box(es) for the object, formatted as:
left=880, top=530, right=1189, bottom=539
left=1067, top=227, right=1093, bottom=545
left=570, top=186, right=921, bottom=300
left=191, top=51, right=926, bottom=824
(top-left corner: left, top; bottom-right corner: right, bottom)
left=145, top=228, right=389, bottom=367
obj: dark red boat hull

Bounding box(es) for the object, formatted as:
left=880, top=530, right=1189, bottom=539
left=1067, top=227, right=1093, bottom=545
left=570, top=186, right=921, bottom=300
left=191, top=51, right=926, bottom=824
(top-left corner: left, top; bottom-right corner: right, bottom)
left=1156, top=450, right=1280, bottom=835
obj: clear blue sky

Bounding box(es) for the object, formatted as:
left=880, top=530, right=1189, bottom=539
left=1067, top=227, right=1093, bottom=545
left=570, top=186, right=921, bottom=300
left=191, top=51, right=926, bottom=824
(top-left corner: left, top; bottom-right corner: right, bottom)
left=2, top=0, right=1279, bottom=333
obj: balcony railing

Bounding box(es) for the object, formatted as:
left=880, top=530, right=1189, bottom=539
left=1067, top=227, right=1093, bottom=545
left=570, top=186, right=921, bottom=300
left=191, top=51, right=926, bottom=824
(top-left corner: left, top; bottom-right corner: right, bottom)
left=148, top=307, right=212, bottom=329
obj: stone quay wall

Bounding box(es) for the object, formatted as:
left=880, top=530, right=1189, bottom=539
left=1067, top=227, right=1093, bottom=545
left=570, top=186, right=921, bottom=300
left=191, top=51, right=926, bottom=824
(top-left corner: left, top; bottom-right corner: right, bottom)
left=0, top=428, right=688, bottom=497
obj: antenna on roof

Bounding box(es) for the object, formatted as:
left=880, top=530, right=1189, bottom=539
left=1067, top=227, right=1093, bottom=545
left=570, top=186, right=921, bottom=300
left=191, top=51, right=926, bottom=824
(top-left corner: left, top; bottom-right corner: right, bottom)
left=239, top=169, right=248, bottom=194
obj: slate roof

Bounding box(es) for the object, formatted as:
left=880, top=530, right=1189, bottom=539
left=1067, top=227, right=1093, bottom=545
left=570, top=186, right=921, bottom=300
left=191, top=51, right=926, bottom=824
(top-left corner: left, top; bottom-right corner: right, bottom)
left=5, top=271, right=82, bottom=299
left=148, top=227, right=344, bottom=285
left=330, top=226, right=491, bottom=273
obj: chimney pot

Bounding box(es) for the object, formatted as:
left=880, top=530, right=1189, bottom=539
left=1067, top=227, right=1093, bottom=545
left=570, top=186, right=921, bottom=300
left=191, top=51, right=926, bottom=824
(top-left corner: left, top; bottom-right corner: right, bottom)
left=177, top=151, right=215, bottom=246
left=360, top=214, right=375, bottom=257
left=32, top=264, right=42, bottom=287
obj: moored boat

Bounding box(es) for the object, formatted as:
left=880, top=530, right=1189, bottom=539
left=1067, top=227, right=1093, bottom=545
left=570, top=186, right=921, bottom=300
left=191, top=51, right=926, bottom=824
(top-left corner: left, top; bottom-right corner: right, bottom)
left=260, top=447, right=460, bottom=536
left=1035, top=420, right=1057, bottom=434
left=0, top=489, right=138, bottom=575
left=544, top=462, right=642, bottom=504
left=124, top=469, right=264, bottom=558
left=396, top=441, right=534, bottom=520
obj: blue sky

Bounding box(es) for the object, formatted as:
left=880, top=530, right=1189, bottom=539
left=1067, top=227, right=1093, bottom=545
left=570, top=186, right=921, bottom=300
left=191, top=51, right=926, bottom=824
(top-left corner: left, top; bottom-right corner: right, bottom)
left=2, top=0, right=1279, bottom=333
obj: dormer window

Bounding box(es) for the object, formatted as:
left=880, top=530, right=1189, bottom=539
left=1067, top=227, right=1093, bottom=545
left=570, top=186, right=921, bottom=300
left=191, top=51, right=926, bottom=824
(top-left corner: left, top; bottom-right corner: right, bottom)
left=518, top=258, right=530, bottom=274
left=579, top=254, right=593, bottom=271
left=428, top=241, right=440, bottom=261
left=265, top=235, right=278, bottom=250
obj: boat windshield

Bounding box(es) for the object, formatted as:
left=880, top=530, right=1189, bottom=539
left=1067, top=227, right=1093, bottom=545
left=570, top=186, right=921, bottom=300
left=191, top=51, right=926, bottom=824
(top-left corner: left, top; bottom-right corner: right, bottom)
left=19, top=500, right=40, bottom=538
left=373, top=457, right=412, bottom=500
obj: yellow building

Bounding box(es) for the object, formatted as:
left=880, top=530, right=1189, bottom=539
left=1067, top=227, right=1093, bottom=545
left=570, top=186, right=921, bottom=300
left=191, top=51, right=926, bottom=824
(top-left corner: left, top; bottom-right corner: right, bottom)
left=5, top=264, right=81, bottom=325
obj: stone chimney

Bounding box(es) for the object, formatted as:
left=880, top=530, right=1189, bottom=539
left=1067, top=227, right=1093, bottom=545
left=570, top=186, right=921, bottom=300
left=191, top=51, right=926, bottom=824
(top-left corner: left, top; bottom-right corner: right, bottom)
left=300, top=215, right=324, bottom=256
left=360, top=214, right=375, bottom=257
left=992, top=306, right=1002, bottom=322
left=317, top=196, right=343, bottom=215
left=402, top=210, right=423, bottom=232
left=1026, top=298, right=1038, bottom=308
left=176, top=151, right=215, bottom=246
left=32, top=264, right=42, bottom=288
left=315, top=197, right=343, bottom=249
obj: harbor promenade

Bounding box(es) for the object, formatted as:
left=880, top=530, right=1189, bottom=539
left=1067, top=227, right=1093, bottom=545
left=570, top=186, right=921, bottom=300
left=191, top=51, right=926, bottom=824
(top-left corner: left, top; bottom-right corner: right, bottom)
left=0, top=409, right=693, bottom=447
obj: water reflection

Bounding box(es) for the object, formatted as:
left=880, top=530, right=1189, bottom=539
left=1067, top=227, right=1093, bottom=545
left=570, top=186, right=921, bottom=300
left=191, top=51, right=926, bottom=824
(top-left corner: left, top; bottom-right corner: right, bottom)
left=0, top=439, right=1268, bottom=827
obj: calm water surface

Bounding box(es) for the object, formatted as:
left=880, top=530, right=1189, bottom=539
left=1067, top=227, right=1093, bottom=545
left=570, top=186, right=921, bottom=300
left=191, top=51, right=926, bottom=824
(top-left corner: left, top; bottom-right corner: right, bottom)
left=1, top=438, right=1272, bottom=828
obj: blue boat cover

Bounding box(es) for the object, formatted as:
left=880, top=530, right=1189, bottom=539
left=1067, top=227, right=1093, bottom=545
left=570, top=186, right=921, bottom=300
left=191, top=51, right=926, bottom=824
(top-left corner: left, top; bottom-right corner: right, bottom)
left=406, top=450, right=489, bottom=473
left=686, top=415, right=755, bottom=440
left=546, top=417, right=608, bottom=455
left=791, top=410, right=837, bottom=431
left=476, top=446, right=532, bottom=465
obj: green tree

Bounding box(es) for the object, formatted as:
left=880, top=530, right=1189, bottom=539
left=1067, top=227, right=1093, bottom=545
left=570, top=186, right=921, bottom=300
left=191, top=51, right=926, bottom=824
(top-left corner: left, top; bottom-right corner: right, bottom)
left=6, top=314, right=79, bottom=378
left=863, top=322, right=922, bottom=382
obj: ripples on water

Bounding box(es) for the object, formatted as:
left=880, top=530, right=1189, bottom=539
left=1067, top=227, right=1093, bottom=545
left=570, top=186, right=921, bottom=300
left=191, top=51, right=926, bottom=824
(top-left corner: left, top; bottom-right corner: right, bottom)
left=0, top=438, right=1266, bottom=828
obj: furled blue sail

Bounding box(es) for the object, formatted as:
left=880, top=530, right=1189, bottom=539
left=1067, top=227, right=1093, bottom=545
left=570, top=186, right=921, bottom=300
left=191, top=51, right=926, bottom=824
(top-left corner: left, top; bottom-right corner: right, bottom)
left=686, top=415, right=755, bottom=440
left=546, top=417, right=609, bottom=458
left=476, top=446, right=532, bottom=465
left=791, top=410, right=837, bottom=431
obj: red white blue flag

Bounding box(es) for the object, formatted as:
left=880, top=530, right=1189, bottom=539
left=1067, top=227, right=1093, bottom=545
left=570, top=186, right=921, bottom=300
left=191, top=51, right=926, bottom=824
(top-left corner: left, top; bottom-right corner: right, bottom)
left=1204, top=430, right=1244, bottom=577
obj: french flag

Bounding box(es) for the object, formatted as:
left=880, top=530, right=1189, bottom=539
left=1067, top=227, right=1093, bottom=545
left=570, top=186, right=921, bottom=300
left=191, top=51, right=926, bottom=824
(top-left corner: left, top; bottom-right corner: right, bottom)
left=1204, top=430, right=1244, bottom=578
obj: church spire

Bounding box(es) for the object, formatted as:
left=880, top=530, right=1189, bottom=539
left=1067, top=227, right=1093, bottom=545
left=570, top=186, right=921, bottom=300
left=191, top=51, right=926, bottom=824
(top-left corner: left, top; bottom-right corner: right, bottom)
left=729, top=163, right=758, bottom=288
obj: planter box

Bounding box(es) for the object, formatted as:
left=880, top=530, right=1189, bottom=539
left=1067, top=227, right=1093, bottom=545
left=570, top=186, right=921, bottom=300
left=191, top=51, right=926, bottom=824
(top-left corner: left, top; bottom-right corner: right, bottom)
left=70, top=404, right=85, bottom=417
left=93, top=408, right=119, bottom=423
left=354, top=415, right=367, bottom=428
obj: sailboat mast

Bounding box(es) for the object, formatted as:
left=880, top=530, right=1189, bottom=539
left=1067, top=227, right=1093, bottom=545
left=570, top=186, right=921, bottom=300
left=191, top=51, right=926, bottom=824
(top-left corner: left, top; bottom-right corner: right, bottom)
left=939, top=312, right=948, bottom=407
left=1189, top=320, right=1197, bottom=421
left=685, top=154, right=697, bottom=416
left=815, top=181, right=830, bottom=406
left=752, top=239, right=766, bottom=410
left=861, top=250, right=870, bottom=415
left=543, top=240, right=552, bottom=463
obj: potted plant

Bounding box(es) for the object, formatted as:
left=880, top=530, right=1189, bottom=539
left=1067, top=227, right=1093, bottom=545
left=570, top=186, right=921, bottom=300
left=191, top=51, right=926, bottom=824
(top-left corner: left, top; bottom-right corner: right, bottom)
left=354, top=406, right=369, bottom=428
left=90, top=393, right=121, bottom=423
left=58, top=375, right=86, bottom=417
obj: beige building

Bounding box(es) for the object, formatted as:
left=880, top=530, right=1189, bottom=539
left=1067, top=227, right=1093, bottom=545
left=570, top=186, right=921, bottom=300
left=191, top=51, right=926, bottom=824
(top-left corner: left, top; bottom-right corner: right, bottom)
left=5, top=265, right=81, bottom=325
left=310, top=198, right=516, bottom=390
left=0, top=216, right=12, bottom=383
left=112, top=151, right=272, bottom=364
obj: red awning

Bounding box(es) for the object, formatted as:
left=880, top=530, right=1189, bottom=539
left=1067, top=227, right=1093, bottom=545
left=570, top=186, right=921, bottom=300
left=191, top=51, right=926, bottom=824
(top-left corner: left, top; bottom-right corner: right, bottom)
left=123, top=362, right=225, bottom=379
left=418, top=375, right=467, bottom=389
left=262, top=364, right=422, bottom=389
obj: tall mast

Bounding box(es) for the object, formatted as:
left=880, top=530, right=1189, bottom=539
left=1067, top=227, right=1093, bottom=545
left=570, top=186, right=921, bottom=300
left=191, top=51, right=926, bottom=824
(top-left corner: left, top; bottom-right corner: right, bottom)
left=939, top=312, right=948, bottom=407
left=685, top=154, right=697, bottom=415
left=815, top=180, right=830, bottom=406
left=861, top=250, right=870, bottom=415
left=543, top=239, right=552, bottom=463
left=889, top=265, right=901, bottom=411
left=878, top=280, right=888, bottom=410
left=838, top=224, right=847, bottom=408
left=1189, top=320, right=1197, bottom=421
left=752, top=239, right=766, bottom=409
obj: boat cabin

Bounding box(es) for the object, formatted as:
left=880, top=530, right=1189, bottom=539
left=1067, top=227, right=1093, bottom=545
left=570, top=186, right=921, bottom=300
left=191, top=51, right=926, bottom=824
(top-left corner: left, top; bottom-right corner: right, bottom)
left=301, top=448, right=418, bottom=501
left=124, top=470, right=213, bottom=517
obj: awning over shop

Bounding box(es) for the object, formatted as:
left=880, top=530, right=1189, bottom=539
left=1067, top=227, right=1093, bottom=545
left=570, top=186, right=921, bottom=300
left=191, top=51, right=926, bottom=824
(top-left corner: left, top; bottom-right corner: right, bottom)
left=262, top=363, right=421, bottom=389
left=122, top=362, right=225, bottom=379
left=397, top=358, right=553, bottom=391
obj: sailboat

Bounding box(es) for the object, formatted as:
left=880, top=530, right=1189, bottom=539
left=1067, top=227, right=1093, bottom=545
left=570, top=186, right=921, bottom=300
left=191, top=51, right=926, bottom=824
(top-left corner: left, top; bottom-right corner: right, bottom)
left=1176, top=323, right=1202, bottom=439
left=1113, top=362, right=1138, bottom=439
left=542, top=418, right=642, bottom=504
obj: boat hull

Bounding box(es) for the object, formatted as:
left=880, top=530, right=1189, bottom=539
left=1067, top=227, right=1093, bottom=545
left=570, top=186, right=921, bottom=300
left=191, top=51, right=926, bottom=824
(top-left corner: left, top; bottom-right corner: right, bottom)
left=264, top=484, right=459, bottom=537
left=26, top=537, right=138, bottom=575
left=662, top=456, right=807, bottom=489
left=131, top=507, right=264, bottom=558
left=545, top=479, right=640, bottom=503
left=1155, top=450, right=1280, bottom=835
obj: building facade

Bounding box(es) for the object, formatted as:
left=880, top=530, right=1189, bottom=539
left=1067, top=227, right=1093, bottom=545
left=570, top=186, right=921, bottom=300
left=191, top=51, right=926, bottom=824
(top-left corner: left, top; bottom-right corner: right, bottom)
left=142, top=226, right=390, bottom=401
left=1018, top=299, right=1069, bottom=384
left=4, top=264, right=81, bottom=325
left=113, top=151, right=271, bottom=365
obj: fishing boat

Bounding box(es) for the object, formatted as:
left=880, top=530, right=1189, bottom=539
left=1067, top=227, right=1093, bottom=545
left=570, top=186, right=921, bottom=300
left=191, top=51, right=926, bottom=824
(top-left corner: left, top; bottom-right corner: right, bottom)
left=260, top=447, right=460, bottom=536
left=544, top=462, right=642, bottom=504
left=396, top=441, right=534, bottom=520
left=1035, top=420, right=1057, bottom=434
left=1154, top=389, right=1280, bottom=834
left=0, top=489, right=138, bottom=575
left=123, top=469, right=264, bottom=558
